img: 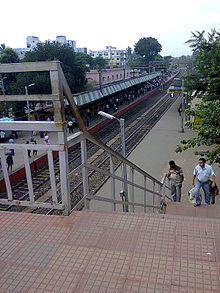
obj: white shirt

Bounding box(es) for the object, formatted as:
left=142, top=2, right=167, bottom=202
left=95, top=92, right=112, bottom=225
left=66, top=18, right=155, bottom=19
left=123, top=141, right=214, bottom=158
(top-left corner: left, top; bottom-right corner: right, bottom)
left=193, top=164, right=215, bottom=182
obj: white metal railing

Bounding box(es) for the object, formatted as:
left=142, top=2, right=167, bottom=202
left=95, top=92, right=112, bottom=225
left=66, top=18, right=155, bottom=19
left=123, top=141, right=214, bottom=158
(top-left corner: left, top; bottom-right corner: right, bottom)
left=0, top=131, right=171, bottom=214
left=69, top=132, right=172, bottom=213
left=0, top=142, right=65, bottom=210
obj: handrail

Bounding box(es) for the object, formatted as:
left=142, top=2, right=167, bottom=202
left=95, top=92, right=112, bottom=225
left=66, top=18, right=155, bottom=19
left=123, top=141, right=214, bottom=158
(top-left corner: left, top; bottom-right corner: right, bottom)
left=69, top=132, right=171, bottom=213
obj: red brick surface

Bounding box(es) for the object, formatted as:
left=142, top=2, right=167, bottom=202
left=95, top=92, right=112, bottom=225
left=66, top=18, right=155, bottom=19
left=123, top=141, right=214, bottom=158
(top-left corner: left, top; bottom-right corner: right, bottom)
left=0, top=208, right=220, bottom=292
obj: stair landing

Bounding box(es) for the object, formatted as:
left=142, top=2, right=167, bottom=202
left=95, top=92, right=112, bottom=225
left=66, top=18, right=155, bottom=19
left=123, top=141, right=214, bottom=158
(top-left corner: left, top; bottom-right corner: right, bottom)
left=0, top=209, right=220, bottom=292
left=166, top=201, right=220, bottom=219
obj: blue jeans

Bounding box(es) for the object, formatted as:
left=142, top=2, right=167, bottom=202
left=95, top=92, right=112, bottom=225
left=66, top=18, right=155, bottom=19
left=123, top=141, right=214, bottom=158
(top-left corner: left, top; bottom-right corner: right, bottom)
left=194, top=179, right=210, bottom=205
left=171, top=183, right=181, bottom=202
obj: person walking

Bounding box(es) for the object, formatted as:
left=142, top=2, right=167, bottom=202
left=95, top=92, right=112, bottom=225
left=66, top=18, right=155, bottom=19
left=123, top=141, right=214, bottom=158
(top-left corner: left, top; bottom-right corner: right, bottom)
left=192, top=158, right=216, bottom=207
left=167, top=160, right=184, bottom=202
left=6, top=155, right=13, bottom=172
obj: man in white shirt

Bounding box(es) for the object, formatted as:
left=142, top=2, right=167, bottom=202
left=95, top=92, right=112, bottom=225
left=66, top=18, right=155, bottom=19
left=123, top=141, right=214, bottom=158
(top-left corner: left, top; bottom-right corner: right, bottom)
left=192, top=158, right=216, bottom=207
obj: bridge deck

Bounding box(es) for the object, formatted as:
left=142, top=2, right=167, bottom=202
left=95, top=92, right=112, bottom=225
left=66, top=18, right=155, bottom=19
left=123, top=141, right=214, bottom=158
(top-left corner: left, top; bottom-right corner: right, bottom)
left=1, top=208, right=220, bottom=292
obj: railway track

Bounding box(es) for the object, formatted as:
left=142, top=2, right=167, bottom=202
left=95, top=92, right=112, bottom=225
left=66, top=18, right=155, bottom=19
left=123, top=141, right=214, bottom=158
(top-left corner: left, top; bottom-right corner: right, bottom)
left=0, top=86, right=179, bottom=214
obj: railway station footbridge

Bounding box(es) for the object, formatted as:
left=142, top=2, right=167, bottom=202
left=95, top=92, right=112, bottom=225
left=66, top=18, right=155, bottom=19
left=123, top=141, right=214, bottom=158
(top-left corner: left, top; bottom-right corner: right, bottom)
left=0, top=61, right=172, bottom=215
left=1, top=62, right=220, bottom=293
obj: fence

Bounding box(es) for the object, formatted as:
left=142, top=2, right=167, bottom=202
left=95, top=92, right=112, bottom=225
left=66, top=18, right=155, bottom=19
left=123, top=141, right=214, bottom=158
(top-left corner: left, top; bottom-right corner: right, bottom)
left=0, top=61, right=171, bottom=214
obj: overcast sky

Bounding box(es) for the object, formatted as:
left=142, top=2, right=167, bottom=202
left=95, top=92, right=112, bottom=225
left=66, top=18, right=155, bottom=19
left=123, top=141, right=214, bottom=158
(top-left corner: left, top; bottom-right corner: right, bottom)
left=1, top=0, right=220, bottom=57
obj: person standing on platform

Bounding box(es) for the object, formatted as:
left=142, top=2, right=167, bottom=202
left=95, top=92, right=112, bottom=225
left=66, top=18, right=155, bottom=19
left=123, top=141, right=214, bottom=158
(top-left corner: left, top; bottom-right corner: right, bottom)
left=32, top=140, right=38, bottom=156
left=192, top=158, right=216, bottom=207
left=68, top=120, right=73, bottom=133
left=26, top=141, right=31, bottom=157
left=44, top=133, right=50, bottom=145
left=6, top=155, right=13, bottom=172
left=167, top=160, right=184, bottom=202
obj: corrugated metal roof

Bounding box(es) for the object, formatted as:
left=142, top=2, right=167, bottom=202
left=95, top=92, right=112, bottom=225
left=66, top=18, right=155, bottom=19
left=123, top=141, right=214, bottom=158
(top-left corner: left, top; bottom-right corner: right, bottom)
left=73, top=90, right=103, bottom=106
left=73, top=72, right=161, bottom=106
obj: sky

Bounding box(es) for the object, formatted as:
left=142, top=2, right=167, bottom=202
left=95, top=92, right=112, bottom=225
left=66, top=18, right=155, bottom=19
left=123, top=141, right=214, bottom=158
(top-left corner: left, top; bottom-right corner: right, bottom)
left=1, top=0, right=220, bottom=57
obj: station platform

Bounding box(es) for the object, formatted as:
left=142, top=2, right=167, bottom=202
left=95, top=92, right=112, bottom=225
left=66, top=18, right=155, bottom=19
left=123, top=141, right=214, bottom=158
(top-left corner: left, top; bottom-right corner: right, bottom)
left=90, top=94, right=220, bottom=211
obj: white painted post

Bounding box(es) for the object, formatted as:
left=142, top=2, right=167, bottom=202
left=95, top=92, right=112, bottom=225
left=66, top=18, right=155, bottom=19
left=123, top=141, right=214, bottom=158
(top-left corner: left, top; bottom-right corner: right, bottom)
left=130, top=167, right=134, bottom=212
left=158, top=184, right=162, bottom=209
left=23, top=150, right=35, bottom=203
left=110, top=155, right=116, bottom=211
left=143, top=175, right=147, bottom=213
left=81, top=138, right=90, bottom=209
left=152, top=181, right=155, bottom=212
left=0, top=150, right=13, bottom=201
left=50, top=69, right=71, bottom=215
left=47, top=151, right=58, bottom=204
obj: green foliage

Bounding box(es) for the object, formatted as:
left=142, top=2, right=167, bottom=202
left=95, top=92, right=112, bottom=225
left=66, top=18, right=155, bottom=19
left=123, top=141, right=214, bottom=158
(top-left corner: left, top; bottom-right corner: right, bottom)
left=134, top=37, right=162, bottom=64
left=185, top=29, right=220, bottom=101
left=176, top=29, right=220, bottom=165
left=93, top=56, right=107, bottom=69
left=23, top=41, right=87, bottom=93
left=0, top=48, right=19, bottom=63
left=127, top=53, right=147, bottom=67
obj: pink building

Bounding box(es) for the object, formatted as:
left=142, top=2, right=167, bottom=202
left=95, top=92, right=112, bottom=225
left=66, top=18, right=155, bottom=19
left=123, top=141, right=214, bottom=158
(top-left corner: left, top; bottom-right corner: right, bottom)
left=86, top=68, right=135, bottom=86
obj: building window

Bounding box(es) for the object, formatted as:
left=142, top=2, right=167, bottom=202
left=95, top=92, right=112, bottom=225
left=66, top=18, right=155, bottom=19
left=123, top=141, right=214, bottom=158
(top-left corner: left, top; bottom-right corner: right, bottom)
left=116, top=74, right=118, bottom=79
left=120, top=74, right=122, bottom=78
left=112, top=75, right=114, bottom=80
left=107, top=76, right=110, bottom=81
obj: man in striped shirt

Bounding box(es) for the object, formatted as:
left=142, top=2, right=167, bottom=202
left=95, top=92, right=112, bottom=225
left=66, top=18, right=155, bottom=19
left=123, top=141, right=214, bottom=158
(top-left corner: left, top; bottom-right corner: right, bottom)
left=167, top=160, right=184, bottom=202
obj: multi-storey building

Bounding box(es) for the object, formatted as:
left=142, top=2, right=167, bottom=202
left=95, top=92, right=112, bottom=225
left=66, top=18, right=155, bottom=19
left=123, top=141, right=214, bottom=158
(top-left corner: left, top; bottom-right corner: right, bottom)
left=89, top=46, right=127, bottom=67
left=13, top=36, right=87, bottom=59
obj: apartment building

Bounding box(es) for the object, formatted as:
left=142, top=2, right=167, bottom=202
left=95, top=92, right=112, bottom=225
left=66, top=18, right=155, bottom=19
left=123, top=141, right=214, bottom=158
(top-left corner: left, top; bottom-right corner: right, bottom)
left=89, top=46, right=127, bottom=67
left=14, top=36, right=87, bottom=59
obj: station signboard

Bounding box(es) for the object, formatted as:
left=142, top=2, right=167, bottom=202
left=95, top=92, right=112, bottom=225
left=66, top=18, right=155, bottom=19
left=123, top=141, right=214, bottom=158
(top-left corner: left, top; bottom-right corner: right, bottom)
left=168, top=89, right=182, bottom=93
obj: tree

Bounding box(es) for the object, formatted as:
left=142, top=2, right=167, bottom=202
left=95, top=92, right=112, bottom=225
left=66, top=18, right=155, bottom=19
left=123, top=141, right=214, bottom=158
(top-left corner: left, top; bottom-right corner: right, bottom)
left=134, top=37, right=162, bottom=64
left=0, top=44, right=6, bottom=53
left=93, top=56, right=107, bottom=69
left=0, top=47, right=21, bottom=117
left=176, top=29, right=220, bottom=164
left=127, top=53, right=146, bottom=68
left=0, top=47, right=19, bottom=63
left=23, top=41, right=87, bottom=93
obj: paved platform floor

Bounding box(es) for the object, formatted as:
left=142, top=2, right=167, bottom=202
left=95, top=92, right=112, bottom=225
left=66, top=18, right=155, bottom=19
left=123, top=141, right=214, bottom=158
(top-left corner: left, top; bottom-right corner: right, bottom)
left=1, top=208, right=220, bottom=293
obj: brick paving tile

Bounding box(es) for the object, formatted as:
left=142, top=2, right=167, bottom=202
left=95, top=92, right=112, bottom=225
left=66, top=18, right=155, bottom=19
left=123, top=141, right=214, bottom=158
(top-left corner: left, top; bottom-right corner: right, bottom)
left=175, top=235, right=216, bottom=262
left=1, top=208, right=220, bottom=292
left=0, top=264, right=39, bottom=293
left=96, top=228, right=139, bottom=252
left=65, top=225, right=104, bottom=247
left=9, top=241, right=59, bottom=268
left=135, top=230, right=175, bottom=257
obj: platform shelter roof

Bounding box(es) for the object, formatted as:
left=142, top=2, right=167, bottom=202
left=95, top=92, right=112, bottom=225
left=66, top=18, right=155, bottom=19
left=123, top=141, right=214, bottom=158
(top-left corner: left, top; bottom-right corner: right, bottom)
left=73, top=89, right=103, bottom=106
left=73, top=72, right=161, bottom=106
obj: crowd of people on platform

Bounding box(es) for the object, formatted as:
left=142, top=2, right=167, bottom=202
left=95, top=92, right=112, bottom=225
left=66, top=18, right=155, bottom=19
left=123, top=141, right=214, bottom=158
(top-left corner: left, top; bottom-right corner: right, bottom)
left=76, top=76, right=163, bottom=126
